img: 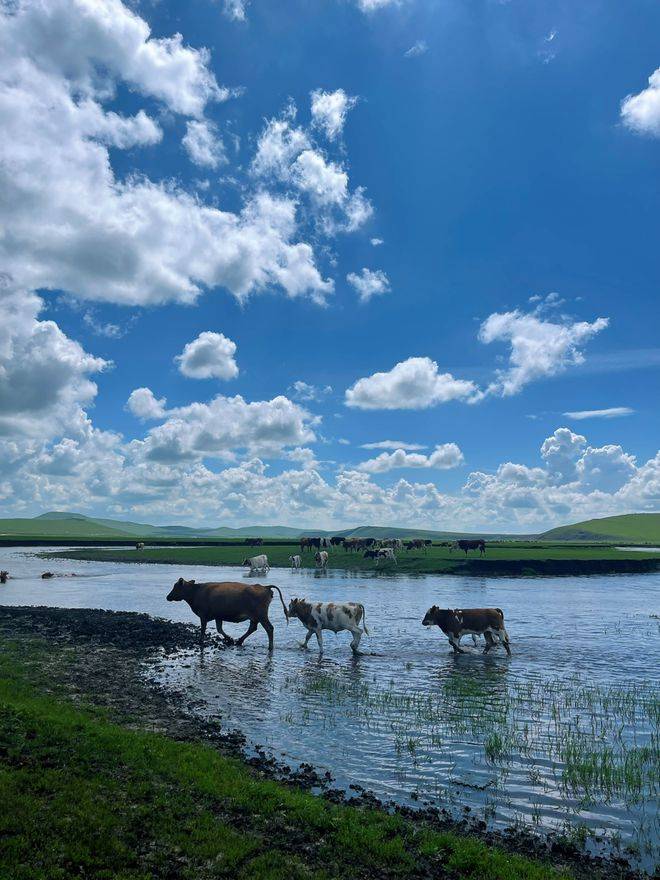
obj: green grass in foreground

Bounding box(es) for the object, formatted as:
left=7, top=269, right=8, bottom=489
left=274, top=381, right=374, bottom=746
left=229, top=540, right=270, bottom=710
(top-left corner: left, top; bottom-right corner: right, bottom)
left=49, top=540, right=660, bottom=575
left=0, top=647, right=570, bottom=880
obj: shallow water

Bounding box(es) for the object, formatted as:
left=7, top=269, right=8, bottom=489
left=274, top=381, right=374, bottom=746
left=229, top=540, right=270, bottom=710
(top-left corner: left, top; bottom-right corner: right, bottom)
left=1, top=546, right=658, bottom=868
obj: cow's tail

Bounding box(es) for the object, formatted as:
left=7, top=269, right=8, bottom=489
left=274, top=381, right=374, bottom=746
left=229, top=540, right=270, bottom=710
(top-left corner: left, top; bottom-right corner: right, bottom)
left=269, top=585, right=289, bottom=622
left=359, top=603, right=369, bottom=635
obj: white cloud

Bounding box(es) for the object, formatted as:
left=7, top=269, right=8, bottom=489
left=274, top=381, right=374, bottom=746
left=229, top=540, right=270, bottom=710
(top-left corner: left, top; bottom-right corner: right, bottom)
left=575, top=445, right=637, bottom=493
left=479, top=309, right=609, bottom=396
left=310, top=89, right=357, bottom=140
left=563, top=407, right=634, bottom=420
left=175, top=332, right=238, bottom=380
left=356, top=0, right=399, bottom=11
left=357, top=443, right=464, bottom=473
left=346, top=268, right=390, bottom=303
left=0, top=0, right=333, bottom=308
left=361, top=440, right=426, bottom=451
left=126, top=388, right=167, bottom=421
left=370, top=237, right=384, bottom=247
left=0, top=285, right=108, bottom=439
left=540, top=427, right=586, bottom=484
left=621, top=67, right=660, bottom=137
left=182, top=120, right=226, bottom=169
left=137, top=393, right=318, bottom=463
left=345, top=357, right=478, bottom=410
left=288, top=381, right=333, bottom=402
left=223, top=0, right=248, bottom=21
left=404, top=41, right=428, bottom=58
left=251, top=107, right=373, bottom=233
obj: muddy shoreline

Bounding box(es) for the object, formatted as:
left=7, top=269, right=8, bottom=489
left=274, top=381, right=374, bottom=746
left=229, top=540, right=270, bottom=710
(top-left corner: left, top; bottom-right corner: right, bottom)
left=0, top=604, right=651, bottom=879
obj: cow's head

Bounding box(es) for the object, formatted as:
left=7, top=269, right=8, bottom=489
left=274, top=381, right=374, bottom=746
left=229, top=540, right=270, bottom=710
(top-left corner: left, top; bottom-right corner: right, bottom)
left=422, top=606, right=457, bottom=629
left=242, top=558, right=251, bottom=566
left=288, top=597, right=310, bottom=620
left=167, top=577, right=196, bottom=601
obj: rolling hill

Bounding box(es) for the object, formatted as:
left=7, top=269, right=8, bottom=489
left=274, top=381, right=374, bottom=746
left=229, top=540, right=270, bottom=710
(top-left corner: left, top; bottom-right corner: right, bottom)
left=540, top=513, right=660, bottom=544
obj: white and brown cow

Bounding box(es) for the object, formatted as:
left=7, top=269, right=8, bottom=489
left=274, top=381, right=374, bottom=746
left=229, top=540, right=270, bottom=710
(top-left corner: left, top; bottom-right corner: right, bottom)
left=315, top=550, right=329, bottom=569
left=288, top=598, right=368, bottom=654
left=289, top=554, right=302, bottom=570
left=422, top=606, right=511, bottom=655
left=243, top=553, right=269, bottom=574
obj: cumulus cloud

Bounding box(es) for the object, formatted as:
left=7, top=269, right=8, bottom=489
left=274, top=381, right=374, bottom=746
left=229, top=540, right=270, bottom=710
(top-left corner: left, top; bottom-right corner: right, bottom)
left=310, top=89, right=357, bottom=140
left=563, top=407, right=634, bottom=420
left=357, top=443, right=464, bottom=473
left=621, top=67, right=660, bottom=137
left=0, top=0, right=333, bottom=308
left=175, top=332, right=238, bottom=380
left=0, top=285, right=108, bottom=438
left=182, top=119, right=226, bottom=168
left=479, top=309, right=609, bottom=396
left=137, top=393, right=318, bottom=463
left=251, top=103, right=373, bottom=234
left=540, top=427, right=586, bottom=484
left=126, top=388, right=167, bottom=421
left=346, top=268, right=390, bottom=303
left=345, top=357, right=478, bottom=410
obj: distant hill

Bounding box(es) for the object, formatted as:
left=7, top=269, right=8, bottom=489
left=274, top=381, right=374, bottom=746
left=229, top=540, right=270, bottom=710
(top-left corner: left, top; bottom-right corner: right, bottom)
left=540, top=513, right=660, bottom=544
left=0, top=515, right=131, bottom=538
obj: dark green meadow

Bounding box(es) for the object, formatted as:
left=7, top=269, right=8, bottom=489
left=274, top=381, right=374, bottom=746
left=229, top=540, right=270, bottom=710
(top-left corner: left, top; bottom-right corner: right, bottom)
left=48, top=540, right=660, bottom=576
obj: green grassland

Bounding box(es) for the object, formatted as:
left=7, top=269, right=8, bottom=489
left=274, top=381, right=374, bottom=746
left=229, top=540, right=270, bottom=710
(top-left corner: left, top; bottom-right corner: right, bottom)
left=541, top=513, right=660, bottom=543
left=0, top=640, right=572, bottom=880
left=48, top=540, right=660, bottom=576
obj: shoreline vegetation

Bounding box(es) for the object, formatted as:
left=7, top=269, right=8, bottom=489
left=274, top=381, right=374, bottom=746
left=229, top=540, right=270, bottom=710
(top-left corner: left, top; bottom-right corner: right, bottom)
left=43, top=541, right=660, bottom=577
left=0, top=605, right=648, bottom=880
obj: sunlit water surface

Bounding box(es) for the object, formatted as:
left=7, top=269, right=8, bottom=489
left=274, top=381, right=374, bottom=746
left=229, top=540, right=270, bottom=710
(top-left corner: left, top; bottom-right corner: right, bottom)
left=0, top=546, right=658, bottom=868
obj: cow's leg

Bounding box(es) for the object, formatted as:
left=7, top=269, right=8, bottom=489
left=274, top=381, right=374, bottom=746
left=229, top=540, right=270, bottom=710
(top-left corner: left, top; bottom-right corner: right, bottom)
left=315, top=627, right=324, bottom=654
left=235, top=619, right=258, bottom=646
left=483, top=631, right=496, bottom=654
left=215, top=619, right=235, bottom=645
left=349, top=626, right=362, bottom=654
left=260, top=615, right=274, bottom=651
left=300, top=628, right=314, bottom=649
left=500, top=628, right=512, bottom=655
left=449, top=635, right=465, bottom=654
left=471, top=634, right=479, bottom=647
left=199, top=617, right=208, bottom=647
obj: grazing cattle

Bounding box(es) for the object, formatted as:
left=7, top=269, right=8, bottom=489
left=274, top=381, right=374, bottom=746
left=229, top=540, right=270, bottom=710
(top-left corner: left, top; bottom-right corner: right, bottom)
left=422, top=606, right=511, bottom=655
left=299, top=537, right=310, bottom=553
left=244, top=537, right=263, bottom=547
left=0, top=571, right=8, bottom=583
left=362, top=549, right=379, bottom=560
left=41, top=572, right=54, bottom=579
left=167, top=578, right=288, bottom=650
left=302, top=537, right=322, bottom=553
left=289, top=554, right=302, bottom=570
left=330, top=536, right=344, bottom=548
left=377, top=547, right=397, bottom=565
left=451, top=539, right=486, bottom=556
left=288, top=598, right=368, bottom=654
left=315, top=550, right=329, bottom=568
left=243, top=554, right=269, bottom=574
left=135, top=542, right=145, bottom=551
left=424, top=539, right=433, bottom=548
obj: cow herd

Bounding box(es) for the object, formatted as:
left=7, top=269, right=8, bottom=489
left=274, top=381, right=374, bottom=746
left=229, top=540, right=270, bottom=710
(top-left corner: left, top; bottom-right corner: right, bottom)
left=166, top=577, right=512, bottom=657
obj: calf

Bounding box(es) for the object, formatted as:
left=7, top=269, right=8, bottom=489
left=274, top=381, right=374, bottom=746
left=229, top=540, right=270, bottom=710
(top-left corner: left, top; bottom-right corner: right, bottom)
left=315, top=550, right=329, bottom=568
left=167, top=578, right=288, bottom=650
left=289, top=554, right=302, bottom=570
left=288, top=598, right=368, bottom=654
left=422, top=606, right=511, bottom=655
left=135, top=542, right=145, bottom=551
left=243, top=553, right=269, bottom=574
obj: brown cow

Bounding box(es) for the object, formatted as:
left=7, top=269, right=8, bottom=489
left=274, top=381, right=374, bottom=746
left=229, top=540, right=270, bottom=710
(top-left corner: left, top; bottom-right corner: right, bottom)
left=422, top=606, right=511, bottom=655
left=166, top=578, right=288, bottom=650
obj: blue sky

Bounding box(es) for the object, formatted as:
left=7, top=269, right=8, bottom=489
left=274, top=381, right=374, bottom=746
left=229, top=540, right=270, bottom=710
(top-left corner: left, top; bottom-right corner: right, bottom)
left=1, top=0, right=659, bottom=530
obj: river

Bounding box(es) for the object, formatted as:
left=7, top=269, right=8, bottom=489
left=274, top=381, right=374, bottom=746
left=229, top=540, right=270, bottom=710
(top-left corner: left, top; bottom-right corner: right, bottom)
left=0, top=545, right=658, bottom=868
